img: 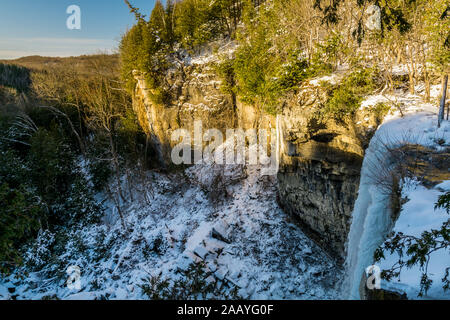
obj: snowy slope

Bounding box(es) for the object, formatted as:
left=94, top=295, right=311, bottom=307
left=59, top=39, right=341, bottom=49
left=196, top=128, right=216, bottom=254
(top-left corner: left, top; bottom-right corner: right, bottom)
left=0, top=160, right=341, bottom=300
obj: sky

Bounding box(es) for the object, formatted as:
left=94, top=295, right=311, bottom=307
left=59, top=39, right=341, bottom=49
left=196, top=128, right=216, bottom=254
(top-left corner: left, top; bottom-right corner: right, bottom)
left=0, top=0, right=158, bottom=59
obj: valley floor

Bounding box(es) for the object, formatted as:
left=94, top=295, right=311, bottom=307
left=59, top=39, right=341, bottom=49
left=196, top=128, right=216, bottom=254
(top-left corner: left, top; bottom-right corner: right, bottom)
left=0, top=162, right=342, bottom=300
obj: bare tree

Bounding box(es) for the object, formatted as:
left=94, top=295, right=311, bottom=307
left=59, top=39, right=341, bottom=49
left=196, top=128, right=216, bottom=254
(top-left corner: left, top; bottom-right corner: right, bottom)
left=80, top=67, right=130, bottom=227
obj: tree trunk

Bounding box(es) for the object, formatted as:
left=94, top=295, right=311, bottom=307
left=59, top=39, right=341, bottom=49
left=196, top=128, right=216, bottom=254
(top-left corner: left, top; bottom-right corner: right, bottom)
left=125, top=167, right=134, bottom=202
left=447, top=102, right=449, bottom=121
left=408, top=69, right=415, bottom=95
left=420, top=43, right=430, bottom=102
left=424, top=75, right=430, bottom=103
left=438, top=74, right=448, bottom=128
left=407, top=43, right=416, bottom=95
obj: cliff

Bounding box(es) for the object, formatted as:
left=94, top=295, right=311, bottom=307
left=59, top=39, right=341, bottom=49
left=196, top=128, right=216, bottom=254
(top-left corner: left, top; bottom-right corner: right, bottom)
left=276, top=81, right=380, bottom=263
left=132, top=50, right=380, bottom=263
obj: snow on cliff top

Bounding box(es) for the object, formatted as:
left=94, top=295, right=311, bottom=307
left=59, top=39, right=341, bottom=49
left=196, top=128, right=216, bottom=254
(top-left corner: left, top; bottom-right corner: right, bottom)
left=187, top=41, right=238, bottom=66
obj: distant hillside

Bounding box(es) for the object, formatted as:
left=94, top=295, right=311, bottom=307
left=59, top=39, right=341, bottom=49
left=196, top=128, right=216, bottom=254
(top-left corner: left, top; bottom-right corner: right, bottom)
left=0, top=54, right=119, bottom=74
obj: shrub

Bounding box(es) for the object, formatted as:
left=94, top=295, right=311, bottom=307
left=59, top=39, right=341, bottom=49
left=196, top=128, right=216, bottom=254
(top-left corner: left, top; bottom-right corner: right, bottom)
left=325, top=85, right=363, bottom=119
left=272, top=53, right=309, bottom=93
left=314, top=33, right=348, bottom=71
left=0, top=183, right=44, bottom=274
left=0, top=63, right=31, bottom=92
left=324, top=67, right=379, bottom=119
left=214, top=58, right=236, bottom=95
left=27, top=129, right=76, bottom=206
left=435, top=192, right=450, bottom=214
left=372, top=102, right=392, bottom=122
left=140, top=262, right=240, bottom=300
left=62, top=177, right=103, bottom=226
left=342, top=67, right=377, bottom=95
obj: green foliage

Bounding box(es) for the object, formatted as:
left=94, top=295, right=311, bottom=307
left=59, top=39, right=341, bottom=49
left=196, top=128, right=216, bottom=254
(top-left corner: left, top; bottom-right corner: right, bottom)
left=325, top=85, right=363, bottom=119
left=372, top=102, right=392, bottom=121
left=119, top=22, right=166, bottom=95
left=27, top=129, right=76, bottom=205
left=116, top=108, right=147, bottom=160
left=120, top=0, right=249, bottom=102
left=174, top=0, right=245, bottom=49
left=379, top=1, right=411, bottom=34
left=233, top=33, right=274, bottom=108
left=324, top=67, right=378, bottom=119
left=62, top=177, right=103, bottom=225
left=0, top=148, right=44, bottom=273
left=150, top=0, right=176, bottom=46
left=0, top=183, right=43, bottom=273
left=233, top=7, right=348, bottom=114
left=0, top=63, right=31, bottom=92
left=423, top=0, right=450, bottom=74
left=342, top=67, right=377, bottom=95
left=175, top=0, right=220, bottom=49
left=435, top=191, right=450, bottom=214
left=272, top=54, right=309, bottom=93
left=87, top=140, right=113, bottom=192
left=214, top=58, right=236, bottom=95
left=120, top=0, right=350, bottom=115
left=233, top=4, right=286, bottom=113
left=314, top=0, right=412, bottom=38
left=306, top=60, right=333, bottom=79
left=0, top=109, right=102, bottom=274
left=313, top=33, right=347, bottom=73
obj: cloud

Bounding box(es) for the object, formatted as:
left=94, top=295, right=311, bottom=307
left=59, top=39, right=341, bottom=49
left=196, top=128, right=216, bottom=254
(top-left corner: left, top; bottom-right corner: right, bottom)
left=0, top=37, right=117, bottom=59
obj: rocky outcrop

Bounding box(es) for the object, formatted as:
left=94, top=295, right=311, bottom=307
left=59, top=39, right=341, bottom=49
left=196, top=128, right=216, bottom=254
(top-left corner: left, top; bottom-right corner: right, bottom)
left=132, top=62, right=236, bottom=164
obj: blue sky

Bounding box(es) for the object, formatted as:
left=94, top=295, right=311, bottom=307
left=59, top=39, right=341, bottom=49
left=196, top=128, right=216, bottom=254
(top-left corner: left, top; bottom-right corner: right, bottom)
left=0, top=0, right=158, bottom=59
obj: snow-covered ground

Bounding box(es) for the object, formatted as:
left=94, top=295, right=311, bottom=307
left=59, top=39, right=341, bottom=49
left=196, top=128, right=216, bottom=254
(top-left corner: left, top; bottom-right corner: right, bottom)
left=0, top=161, right=341, bottom=300
left=380, top=180, right=450, bottom=299
left=346, top=84, right=450, bottom=299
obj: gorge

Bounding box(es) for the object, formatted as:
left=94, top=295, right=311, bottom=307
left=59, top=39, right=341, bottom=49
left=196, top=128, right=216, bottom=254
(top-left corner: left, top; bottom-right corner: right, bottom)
left=0, top=0, right=449, bottom=301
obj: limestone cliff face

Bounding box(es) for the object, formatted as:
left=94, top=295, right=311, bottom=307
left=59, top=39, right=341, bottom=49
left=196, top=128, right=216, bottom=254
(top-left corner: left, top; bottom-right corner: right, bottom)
left=133, top=63, right=378, bottom=264
left=276, top=83, right=379, bottom=263
left=132, top=63, right=236, bottom=163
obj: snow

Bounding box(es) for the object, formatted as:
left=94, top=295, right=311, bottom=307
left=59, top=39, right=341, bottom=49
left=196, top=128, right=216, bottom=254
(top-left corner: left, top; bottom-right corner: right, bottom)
left=345, top=85, right=450, bottom=299
left=379, top=181, right=450, bottom=299
left=309, top=73, right=342, bottom=86
left=66, top=292, right=98, bottom=300
left=187, top=41, right=238, bottom=66
left=0, top=145, right=341, bottom=300
left=391, top=64, right=409, bottom=76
